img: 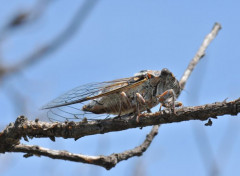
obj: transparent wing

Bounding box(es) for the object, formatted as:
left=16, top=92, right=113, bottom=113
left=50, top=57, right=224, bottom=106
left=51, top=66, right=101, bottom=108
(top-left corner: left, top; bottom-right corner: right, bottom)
left=42, top=76, right=143, bottom=109
left=42, top=76, right=146, bottom=122
left=46, top=105, right=112, bottom=122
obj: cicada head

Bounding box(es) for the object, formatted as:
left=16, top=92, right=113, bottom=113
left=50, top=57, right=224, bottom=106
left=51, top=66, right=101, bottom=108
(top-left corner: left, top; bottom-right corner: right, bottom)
left=156, top=68, right=181, bottom=97
left=160, top=68, right=173, bottom=77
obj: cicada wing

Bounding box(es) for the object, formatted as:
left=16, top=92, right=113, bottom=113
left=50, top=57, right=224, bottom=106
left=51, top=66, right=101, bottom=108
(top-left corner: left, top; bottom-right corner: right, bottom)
left=42, top=75, right=147, bottom=122
left=42, top=77, right=134, bottom=109
left=47, top=104, right=113, bottom=122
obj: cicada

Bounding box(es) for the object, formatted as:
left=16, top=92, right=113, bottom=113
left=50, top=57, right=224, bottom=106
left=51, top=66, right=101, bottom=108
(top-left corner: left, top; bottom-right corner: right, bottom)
left=42, top=68, right=182, bottom=122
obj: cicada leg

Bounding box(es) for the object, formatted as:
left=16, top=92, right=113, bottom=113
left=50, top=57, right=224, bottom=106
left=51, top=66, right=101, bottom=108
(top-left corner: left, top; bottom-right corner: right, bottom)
left=136, top=93, right=151, bottom=112
left=118, top=92, right=151, bottom=122
left=135, top=93, right=151, bottom=122
left=117, top=91, right=132, bottom=117
left=157, top=89, right=182, bottom=114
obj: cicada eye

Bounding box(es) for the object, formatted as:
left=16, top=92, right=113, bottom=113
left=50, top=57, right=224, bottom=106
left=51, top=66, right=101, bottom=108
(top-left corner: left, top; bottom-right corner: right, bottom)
left=160, top=68, right=170, bottom=76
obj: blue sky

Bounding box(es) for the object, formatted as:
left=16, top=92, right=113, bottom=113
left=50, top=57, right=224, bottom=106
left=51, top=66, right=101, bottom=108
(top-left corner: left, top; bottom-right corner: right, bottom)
left=0, top=0, right=240, bottom=176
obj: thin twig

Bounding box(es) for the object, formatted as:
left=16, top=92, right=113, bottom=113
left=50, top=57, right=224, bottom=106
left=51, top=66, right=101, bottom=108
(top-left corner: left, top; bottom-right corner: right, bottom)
left=179, top=23, right=222, bottom=90
left=10, top=125, right=159, bottom=170
left=178, top=23, right=222, bottom=176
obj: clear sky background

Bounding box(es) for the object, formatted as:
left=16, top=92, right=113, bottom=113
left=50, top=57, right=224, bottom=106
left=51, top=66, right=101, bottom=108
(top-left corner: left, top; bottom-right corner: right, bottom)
left=0, top=0, right=240, bottom=176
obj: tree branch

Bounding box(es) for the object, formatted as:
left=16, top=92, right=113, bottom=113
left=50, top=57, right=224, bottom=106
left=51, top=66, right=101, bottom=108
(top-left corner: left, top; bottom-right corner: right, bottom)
left=0, top=98, right=239, bottom=169
left=0, top=97, right=239, bottom=143
left=179, top=22, right=222, bottom=90
left=8, top=125, right=159, bottom=170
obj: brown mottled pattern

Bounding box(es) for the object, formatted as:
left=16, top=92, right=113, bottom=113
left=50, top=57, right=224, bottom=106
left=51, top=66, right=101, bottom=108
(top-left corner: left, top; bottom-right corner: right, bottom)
left=83, top=69, right=180, bottom=115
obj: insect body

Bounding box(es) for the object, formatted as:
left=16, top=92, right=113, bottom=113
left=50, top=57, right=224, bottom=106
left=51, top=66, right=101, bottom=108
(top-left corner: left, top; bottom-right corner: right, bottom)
left=42, top=68, right=182, bottom=122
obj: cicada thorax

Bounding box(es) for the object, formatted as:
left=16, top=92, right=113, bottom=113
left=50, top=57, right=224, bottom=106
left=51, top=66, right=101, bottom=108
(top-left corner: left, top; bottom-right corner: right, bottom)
left=156, top=75, right=177, bottom=96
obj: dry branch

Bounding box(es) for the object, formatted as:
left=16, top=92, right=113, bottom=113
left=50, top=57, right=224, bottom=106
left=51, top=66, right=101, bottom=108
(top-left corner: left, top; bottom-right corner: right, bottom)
left=8, top=125, right=159, bottom=170
left=0, top=97, right=239, bottom=169
left=179, top=23, right=221, bottom=89
left=0, top=98, right=239, bottom=142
